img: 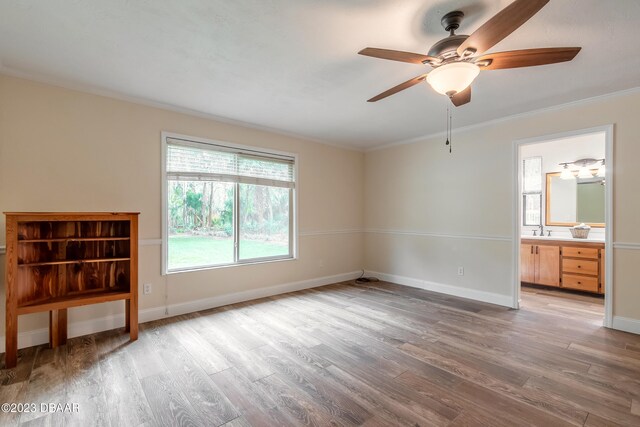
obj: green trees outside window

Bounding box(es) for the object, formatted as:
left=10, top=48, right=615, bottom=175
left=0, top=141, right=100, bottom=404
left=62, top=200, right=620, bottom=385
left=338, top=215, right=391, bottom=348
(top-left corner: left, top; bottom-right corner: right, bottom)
left=165, top=138, right=295, bottom=271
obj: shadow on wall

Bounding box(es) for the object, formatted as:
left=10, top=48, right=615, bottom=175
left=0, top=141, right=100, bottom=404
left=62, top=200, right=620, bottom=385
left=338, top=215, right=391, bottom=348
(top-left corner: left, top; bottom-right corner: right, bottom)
left=412, top=0, right=489, bottom=37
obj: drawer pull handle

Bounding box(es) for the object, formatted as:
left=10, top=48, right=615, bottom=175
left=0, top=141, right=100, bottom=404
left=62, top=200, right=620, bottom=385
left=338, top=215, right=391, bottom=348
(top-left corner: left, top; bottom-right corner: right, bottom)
left=578, top=282, right=582, bottom=284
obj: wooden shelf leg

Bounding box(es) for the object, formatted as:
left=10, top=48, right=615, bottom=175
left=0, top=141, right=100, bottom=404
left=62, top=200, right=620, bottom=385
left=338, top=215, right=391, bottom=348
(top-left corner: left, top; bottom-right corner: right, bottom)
left=49, top=309, right=67, bottom=348
left=126, top=298, right=138, bottom=341
left=125, top=299, right=130, bottom=332
left=59, top=309, right=67, bottom=346
left=5, top=306, right=18, bottom=369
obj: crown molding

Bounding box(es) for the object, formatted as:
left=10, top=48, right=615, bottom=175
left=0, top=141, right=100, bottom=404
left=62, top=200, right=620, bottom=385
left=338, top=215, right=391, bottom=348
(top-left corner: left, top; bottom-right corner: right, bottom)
left=3, top=67, right=638, bottom=155
left=0, top=67, right=364, bottom=153
left=367, top=86, right=640, bottom=152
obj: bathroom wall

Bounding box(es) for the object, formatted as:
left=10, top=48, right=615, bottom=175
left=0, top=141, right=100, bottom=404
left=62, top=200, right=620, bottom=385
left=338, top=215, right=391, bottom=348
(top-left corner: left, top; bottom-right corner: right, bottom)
left=520, top=131, right=606, bottom=239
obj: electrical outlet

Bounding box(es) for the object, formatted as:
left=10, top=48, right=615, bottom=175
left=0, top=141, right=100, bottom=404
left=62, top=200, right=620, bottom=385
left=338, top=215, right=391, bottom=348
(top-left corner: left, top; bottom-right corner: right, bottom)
left=457, top=267, right=464, bottom=276
left=143, top=283, right=152, bottom=295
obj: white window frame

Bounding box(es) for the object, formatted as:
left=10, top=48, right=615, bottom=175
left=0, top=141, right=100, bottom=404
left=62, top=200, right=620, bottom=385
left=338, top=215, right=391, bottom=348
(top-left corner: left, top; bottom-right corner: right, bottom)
left=522, top=156, right=543, bottom=226
left=161, top=132, right=298, bottom=275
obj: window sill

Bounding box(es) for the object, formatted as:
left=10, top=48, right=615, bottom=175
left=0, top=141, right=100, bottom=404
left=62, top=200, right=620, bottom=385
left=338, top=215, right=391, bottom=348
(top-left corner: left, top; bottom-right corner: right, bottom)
left=164, top=255, right=296, bottom=275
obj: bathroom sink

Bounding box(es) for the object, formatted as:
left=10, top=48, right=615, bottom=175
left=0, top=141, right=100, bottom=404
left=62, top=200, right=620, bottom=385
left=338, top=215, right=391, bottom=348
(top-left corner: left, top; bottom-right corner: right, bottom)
left=521, top=235, right=605, bottom=243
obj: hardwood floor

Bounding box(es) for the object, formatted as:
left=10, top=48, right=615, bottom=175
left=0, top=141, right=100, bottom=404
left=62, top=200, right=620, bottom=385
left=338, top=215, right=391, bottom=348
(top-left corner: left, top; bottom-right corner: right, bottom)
left=2, top=281, right=640, bottom=426
left=520, top=284, right=604, bottom=322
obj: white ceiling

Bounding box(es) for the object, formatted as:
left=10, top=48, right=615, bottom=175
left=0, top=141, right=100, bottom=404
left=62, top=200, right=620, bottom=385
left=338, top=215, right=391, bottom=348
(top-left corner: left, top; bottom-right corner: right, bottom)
left=1, top=0, right=639, bottom=149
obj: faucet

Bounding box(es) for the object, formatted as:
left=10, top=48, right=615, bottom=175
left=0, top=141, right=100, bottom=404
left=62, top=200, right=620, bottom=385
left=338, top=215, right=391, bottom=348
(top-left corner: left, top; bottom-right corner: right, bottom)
left=538, top=224, right=544, bottom=237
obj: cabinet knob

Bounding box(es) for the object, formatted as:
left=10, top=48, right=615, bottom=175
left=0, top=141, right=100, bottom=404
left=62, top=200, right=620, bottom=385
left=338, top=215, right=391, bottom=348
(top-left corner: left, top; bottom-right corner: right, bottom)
left=578, top=281, right=582, bottom=284
left=578, top=265, right=581, bottom=268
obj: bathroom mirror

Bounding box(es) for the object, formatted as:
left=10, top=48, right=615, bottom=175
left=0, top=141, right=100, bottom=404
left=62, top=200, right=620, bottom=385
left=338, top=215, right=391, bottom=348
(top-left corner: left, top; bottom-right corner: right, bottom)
left=546, top=172, right=605, bottom=227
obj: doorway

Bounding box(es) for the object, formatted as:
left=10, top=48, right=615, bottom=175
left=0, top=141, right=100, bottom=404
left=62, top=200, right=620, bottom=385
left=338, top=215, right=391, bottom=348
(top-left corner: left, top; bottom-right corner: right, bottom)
left=512, top=126, right=613, bottom=327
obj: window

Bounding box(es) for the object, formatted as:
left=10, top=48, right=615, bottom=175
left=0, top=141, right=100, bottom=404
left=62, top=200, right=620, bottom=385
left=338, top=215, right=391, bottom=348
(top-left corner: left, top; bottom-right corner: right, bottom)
left=162, top=134, right=296, bottom=273
left=522, top=156, right=542, bottom=226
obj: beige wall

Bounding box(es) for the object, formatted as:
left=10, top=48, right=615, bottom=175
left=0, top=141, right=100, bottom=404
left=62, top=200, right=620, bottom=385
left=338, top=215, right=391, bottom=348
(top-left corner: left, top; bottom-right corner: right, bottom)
left=364, top=89, right=640, bottom=321
left=0, top=74, right=364, bottom=339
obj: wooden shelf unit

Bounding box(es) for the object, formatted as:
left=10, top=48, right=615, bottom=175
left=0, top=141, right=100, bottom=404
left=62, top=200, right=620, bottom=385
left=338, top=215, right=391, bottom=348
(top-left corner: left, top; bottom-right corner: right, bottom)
left=4, top=212, right=139, bottom=368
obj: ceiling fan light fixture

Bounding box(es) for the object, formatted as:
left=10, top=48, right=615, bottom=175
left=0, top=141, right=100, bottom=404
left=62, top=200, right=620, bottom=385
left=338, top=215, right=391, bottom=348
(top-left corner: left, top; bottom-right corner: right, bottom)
left=426, top=62, right=480, bottom=96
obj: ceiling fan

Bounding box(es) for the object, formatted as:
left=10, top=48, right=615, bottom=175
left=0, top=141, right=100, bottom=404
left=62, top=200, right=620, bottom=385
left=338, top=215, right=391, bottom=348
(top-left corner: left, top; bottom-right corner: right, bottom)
left=359, top=0, right=581, bottom=106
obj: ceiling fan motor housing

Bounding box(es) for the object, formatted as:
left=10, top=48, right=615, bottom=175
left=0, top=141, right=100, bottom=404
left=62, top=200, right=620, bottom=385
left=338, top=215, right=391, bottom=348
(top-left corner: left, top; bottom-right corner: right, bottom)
left=427, top=34, right=469, bottom=61
left=427, top=11, right=469, bottom=62
left=441, top=11, right=464, bottom=32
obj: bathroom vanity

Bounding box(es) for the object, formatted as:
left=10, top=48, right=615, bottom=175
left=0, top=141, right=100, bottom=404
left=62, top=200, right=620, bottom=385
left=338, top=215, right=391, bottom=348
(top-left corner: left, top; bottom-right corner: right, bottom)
left=521, top=237, right=605, bottom=294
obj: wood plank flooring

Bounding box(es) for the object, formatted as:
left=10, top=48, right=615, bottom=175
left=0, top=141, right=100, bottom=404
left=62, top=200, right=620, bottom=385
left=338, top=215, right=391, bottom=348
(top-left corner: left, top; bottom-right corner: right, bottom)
left=2, top=281, right=640, bottom=426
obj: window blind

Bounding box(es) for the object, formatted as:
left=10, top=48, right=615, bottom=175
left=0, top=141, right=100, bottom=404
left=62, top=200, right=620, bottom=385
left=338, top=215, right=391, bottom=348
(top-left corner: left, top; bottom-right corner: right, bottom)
left=166, top=138, right=295, bottom=189
left=522, top=157, right=542, bottom=193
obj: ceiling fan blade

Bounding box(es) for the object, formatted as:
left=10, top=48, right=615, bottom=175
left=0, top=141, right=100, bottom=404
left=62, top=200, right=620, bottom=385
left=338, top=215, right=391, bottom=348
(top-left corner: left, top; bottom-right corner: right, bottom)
left=367, top=74, right=428, bottom=102
left=450, top=86, right=471, bottom=107
left=457, top=0, right=549, bottom=58
left=475, top=47, right=581, bottom=70
left=359, top=47, right=435, bottom=65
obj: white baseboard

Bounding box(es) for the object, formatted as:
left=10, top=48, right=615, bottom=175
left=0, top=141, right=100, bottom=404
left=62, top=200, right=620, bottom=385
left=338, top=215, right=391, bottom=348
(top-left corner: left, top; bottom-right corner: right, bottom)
left=0, top=270, right=361, bottom=353
left=364, top=270, right=514, bottom=308
left=612, top=316, right=640, bottom=335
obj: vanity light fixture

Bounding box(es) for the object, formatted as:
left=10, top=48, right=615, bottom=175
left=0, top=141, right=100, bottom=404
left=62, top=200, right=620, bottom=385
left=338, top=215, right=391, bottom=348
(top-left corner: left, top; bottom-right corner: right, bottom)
left=558, top=158, right=604, bottom=180
left=560, top=163, right=574, bottom=180
left=578, top=165, right=593, bottom=179
left=597, top=159, right=606, bottom=178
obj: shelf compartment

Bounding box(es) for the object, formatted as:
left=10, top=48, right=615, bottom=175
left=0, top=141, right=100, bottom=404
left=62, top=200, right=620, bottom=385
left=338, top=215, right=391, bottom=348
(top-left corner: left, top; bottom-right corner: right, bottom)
left=17, top=220, right=130, bottom=240
left=16, top=264, right=59, bottom=306
left=15, top=259, right=131, bottom=307
left=18, top=257, right=131, bottom=267
left=17, top=239, right=130, bottom=264
left=17, top=290, right=131, bottom=315
left=66, top=259, right=130, bottom=293
left=18, top=237, right=130, bottom=243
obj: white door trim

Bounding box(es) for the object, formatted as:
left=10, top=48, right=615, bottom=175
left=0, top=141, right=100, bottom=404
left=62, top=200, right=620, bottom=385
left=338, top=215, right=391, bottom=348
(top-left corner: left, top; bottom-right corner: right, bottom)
left=511, top=125, right=613, bottom=327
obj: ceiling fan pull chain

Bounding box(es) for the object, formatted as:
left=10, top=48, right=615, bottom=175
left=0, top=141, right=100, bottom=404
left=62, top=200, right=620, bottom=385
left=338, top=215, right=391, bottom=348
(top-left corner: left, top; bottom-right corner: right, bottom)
left=445, top=106, right=452, bottom=153
left=444, top=112, right=449, bottom=149
left=450, top=108, right=453, bottom=153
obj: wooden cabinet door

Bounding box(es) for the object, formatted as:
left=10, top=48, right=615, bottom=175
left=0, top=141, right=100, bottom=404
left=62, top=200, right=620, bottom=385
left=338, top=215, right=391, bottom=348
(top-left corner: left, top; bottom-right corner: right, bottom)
left=520, top=244, right=535, bottom=283
left=600, top=249, right=605, bottom=294
left=535, top=245, right=560, bottom=287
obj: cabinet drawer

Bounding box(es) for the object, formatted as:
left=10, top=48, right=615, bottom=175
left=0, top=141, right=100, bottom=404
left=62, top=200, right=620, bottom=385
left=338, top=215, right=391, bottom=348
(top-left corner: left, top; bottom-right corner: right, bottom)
left=562, top=258, right=598, bottom=275
left=562, top=247, right=599, bottom=259
left=562, top=274, right=599, bottom=292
